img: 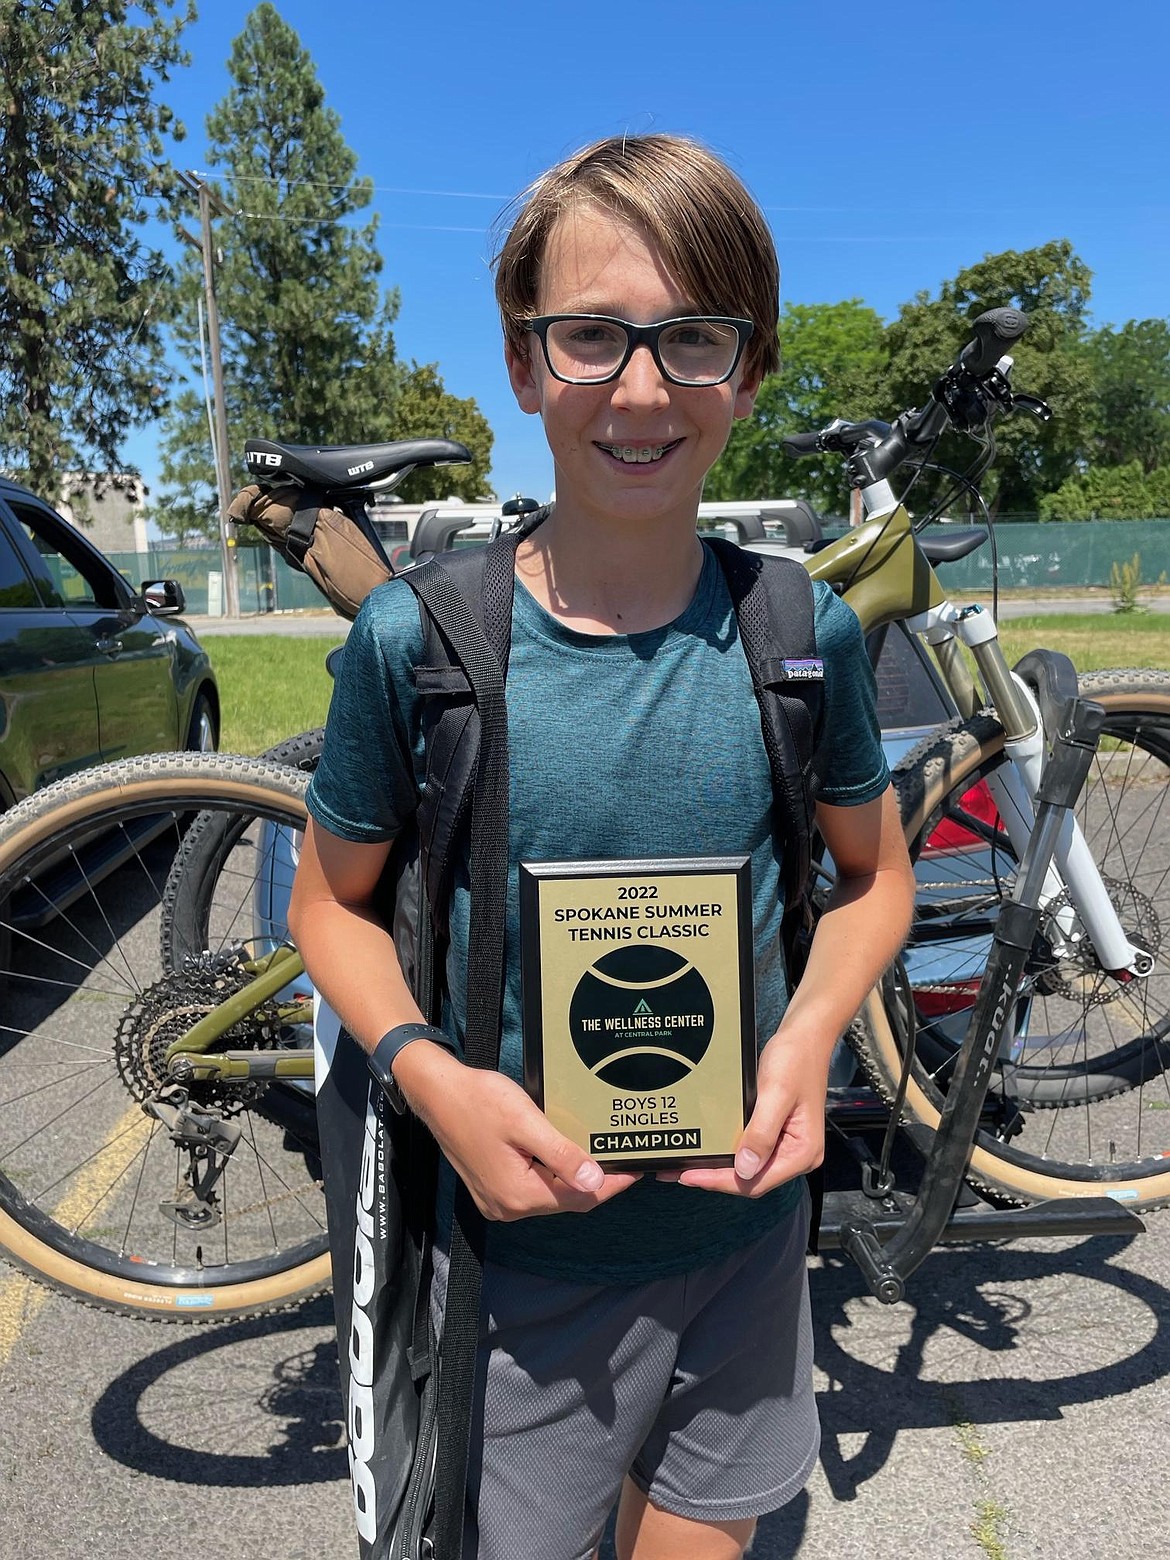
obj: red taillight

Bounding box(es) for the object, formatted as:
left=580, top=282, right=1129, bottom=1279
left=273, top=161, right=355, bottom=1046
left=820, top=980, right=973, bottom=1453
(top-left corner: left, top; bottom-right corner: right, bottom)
left=923, top=780, right=1003, bottom=855
left=913, top=978, right=983, bottom=1017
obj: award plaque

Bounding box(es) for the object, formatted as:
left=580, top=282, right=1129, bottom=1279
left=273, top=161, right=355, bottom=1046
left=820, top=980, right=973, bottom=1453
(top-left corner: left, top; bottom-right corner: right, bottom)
left=519, top=856, right=756, bottom=1171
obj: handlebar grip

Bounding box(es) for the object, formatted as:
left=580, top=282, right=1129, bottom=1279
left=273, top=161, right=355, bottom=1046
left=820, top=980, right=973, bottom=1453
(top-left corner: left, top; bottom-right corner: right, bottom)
left=782, top=431, right=823, bottom=457
left=958, top=307, right=1029, bottom=377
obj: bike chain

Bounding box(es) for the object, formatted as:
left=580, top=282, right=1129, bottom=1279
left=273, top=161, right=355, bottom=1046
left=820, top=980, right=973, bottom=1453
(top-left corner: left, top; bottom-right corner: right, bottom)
left=230, top=1177, right=325, bottom=1219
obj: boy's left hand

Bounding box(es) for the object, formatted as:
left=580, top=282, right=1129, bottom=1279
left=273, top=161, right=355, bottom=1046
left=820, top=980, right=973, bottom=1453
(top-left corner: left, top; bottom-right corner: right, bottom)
left=657, top=1028, right=828, bottom=1197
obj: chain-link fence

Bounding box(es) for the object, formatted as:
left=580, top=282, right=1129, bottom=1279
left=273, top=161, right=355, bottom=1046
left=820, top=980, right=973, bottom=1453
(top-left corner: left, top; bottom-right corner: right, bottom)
left=108, top=544, right=325, bottom=614
left=924, top=518, right=1170, bottom=593
left=113, top=519, right=1170, bottom=615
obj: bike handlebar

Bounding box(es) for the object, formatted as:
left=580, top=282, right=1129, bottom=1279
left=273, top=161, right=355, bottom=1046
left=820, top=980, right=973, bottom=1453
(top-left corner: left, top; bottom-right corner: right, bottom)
left=958, top=306, right=1029, bottom=377
left=783, top=306, right=1034, bottom=488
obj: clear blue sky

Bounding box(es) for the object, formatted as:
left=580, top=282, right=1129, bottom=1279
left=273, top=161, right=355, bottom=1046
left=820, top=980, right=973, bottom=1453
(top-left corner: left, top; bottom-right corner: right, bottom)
left=130, top=0, right=1170, bottom=507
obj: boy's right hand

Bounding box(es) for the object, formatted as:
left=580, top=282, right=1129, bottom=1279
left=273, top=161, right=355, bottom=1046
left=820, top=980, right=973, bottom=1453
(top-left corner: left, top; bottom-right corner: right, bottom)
left=392, top=1045, right=640, bottom=1221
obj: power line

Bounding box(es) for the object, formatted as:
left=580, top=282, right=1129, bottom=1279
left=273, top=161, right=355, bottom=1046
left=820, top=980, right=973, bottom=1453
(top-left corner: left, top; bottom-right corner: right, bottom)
left=193, top=171, right=1170, bottom=219
left=192, top=169, right=509, bottom=201
left=231, top=210, right=487, bottom=233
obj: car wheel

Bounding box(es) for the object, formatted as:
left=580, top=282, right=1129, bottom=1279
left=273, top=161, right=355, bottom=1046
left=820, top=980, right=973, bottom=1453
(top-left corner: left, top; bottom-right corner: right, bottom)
left=185, top=691, right=218, bottom=753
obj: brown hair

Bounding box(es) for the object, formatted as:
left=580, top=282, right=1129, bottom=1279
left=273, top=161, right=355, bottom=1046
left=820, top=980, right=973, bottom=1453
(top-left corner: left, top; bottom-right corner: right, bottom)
left=493, top=134, right=780, bottom=379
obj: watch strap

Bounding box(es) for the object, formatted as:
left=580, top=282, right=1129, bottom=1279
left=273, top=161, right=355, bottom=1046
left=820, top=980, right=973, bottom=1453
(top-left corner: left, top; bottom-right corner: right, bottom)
left=367, top=1023, right=460, bottom=1113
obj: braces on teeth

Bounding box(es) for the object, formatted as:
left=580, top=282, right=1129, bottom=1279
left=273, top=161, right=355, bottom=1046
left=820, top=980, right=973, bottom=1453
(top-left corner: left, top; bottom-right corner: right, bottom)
left=606, top=444, right=670, bottom=463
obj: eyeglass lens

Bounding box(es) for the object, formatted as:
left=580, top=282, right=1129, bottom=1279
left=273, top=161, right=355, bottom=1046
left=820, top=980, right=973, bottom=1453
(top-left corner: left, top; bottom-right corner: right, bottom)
left=543, top=318, right=741, bottom=384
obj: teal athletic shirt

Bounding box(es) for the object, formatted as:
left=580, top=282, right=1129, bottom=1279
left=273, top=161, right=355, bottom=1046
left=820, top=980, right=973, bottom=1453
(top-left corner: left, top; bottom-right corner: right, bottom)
left=306, top=545, right=889, bottom=1284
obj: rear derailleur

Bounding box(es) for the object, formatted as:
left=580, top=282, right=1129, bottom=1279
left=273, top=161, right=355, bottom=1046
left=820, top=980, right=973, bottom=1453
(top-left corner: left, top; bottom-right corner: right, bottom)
left=145, top=1083, right=242, bottom=1231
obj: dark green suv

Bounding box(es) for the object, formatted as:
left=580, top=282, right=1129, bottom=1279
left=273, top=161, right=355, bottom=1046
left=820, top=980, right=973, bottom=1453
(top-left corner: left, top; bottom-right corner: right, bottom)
left=0, top=475, right=219, bottom=810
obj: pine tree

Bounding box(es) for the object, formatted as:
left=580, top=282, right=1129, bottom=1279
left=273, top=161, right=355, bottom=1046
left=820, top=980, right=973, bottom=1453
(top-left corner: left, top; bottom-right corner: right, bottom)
left=152, top=3, right=491, bottom=539
left=0, top=0, right=192, bottom=500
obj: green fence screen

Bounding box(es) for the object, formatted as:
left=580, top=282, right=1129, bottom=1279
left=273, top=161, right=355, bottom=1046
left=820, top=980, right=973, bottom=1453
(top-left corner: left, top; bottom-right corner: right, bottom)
left=890, top=518, right=1170, bottom=594
left=110, top=519, right=1170, bottom=616
left=108, top=545, right=327, bottom=615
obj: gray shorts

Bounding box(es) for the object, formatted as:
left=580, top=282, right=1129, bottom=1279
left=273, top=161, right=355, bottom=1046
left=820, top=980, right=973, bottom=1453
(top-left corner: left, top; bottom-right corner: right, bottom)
left=431, top=1191, right=818, bottom=1560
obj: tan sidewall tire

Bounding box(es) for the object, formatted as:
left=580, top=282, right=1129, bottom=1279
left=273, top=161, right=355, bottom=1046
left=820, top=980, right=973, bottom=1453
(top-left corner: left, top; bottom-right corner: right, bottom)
left=0, top=753, right=331, bottom=1319
left=862, top=673, right=1170, bottom=1210
left=0, top=1206, right=332, bottom=1319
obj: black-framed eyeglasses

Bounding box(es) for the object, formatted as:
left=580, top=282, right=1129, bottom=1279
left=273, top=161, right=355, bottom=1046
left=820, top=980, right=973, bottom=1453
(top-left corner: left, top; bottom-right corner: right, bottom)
left=524, top=314, right=754, bottom=387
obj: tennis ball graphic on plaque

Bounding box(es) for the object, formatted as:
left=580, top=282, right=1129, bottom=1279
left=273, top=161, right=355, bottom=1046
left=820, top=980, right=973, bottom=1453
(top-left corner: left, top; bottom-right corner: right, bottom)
left=569, top=945, right=714, bottom=1091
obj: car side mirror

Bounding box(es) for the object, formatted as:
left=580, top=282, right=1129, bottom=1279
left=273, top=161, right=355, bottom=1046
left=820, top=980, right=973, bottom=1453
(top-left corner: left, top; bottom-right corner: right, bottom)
left=141, top=579, right=186, bottom=616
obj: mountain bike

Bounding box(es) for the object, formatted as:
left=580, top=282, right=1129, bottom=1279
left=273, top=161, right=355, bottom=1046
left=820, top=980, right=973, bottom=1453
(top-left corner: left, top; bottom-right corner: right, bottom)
left=0, top=312, right=1164, bottom=1321
left=783, top=313, right=1169, bottom=1225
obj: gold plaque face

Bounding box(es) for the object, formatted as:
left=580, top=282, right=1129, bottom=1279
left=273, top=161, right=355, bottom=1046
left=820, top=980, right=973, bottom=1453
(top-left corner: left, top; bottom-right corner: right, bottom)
left=520, top=857, right=756, bottom=1171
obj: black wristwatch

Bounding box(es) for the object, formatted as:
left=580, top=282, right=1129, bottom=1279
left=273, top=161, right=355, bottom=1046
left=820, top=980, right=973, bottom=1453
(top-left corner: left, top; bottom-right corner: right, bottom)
left=367, top=1023, right=461, bottom=1114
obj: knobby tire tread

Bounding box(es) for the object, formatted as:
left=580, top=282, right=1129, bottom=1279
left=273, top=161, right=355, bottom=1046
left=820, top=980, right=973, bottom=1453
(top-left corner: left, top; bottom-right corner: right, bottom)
left=859, top=672, right=1170, bottom=1210
left=0, top=752, right=332, bottom=1320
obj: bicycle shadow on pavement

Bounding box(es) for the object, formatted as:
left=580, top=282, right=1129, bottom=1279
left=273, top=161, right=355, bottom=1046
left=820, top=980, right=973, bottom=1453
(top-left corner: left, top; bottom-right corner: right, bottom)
left=800, top=1231, right=1165, bottom=1507
left=605, top=1231, right=1170, bottom=1558
left=89, top=1230, right=1166, bottom=1560
left=90, top=1294, right=347, bottom=1487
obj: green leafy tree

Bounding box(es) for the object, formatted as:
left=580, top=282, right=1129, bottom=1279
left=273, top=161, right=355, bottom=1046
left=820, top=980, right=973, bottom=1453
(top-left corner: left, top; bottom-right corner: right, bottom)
left=385, top=363, right=494, bottom=502
left=874, top=242, right=1095, bottom=516
left=1081, top=319, right=1170, bottom=473
left=146, top=389, right=219, bottom=543
left=706, top=300, right=886, bottom=515
left=0, top=0, right=192, bottom=501
left=152, top=3, right=491, bottom=539
left=1039, top=461, right=1170, bottom=521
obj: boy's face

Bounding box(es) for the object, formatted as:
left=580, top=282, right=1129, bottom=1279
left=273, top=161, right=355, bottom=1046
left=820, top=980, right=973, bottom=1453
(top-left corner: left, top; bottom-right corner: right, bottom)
left=506, top=203, right=760, bottom=532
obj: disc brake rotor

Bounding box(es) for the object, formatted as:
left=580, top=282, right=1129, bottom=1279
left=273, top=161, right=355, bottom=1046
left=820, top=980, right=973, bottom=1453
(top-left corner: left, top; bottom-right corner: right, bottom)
left=1035, top=877, right=1159, bottom=1005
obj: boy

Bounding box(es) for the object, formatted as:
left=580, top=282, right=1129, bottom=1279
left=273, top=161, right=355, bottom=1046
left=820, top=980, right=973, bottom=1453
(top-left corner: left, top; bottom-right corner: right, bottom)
left=289, top=133, right=915, bottom=1560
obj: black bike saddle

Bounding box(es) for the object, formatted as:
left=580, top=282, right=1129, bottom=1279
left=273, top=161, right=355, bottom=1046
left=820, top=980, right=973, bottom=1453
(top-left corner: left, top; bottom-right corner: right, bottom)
left=244, top=438, right=471, bottom=491
left=917, top=526, right=987, bottom=565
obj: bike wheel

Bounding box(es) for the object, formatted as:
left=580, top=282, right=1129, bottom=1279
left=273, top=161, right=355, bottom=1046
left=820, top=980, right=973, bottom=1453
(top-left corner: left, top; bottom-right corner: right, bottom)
left=0, top=753, right=331, bottom=1319
left=859, top=670, right=1170, bottom=1209
left=161, top=728, right=325, bottom=973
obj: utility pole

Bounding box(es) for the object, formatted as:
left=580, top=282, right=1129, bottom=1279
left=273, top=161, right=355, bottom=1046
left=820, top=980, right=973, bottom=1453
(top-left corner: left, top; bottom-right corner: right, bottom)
left=177, top=169, right=240, bottom=617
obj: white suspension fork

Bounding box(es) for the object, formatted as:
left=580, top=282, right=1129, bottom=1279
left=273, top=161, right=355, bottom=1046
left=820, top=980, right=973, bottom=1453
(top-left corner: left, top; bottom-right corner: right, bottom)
left=909, top=607, right=1145, bottom=978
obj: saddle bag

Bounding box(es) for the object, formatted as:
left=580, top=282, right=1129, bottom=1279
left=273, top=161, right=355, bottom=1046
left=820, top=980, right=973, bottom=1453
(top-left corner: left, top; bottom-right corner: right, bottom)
left=227, top=482, right=393, bottom=620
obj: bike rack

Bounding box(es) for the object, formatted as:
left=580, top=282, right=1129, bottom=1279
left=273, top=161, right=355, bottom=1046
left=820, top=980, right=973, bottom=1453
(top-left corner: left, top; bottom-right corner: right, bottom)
left=826, top=688, right=1149, bottom=1304
left=817, top=1116, right=1144, bottom=1306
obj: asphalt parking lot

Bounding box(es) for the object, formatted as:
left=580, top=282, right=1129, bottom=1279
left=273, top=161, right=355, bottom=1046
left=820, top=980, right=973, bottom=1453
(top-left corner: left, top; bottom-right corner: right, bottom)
left=1, top=594, right=1164, bottom=1559
left=2, top=1196, right=1166, bottom=1559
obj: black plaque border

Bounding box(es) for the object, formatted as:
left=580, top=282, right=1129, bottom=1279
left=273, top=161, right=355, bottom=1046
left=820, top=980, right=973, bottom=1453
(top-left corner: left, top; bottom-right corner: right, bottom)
left=519, top=855, right=757, bottom=1171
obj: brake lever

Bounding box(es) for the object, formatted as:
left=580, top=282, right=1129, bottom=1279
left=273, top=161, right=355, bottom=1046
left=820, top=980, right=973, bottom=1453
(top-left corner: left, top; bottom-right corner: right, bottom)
left=932, top=355, right=1049, bottom=436
left=980, top=369, right=1052, bottom=425
left=1012, top=393, right=1052, bottom=423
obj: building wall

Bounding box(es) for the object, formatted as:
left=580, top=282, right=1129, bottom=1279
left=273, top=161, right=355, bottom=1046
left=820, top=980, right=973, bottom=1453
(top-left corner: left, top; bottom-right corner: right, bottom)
left=57, top=474, right=149, bottom=555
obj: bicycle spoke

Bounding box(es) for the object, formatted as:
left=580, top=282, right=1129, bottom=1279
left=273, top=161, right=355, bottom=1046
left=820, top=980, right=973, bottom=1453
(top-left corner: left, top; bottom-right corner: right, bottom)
left=0, top=757, right=331, bottom=1312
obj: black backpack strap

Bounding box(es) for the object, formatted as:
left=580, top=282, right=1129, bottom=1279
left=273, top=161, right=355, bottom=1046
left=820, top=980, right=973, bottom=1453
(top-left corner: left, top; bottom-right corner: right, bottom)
left=706, top=538, right=827, bottom=1257
left=705, top=537, right=822, bottom=953
left=397, top=528, right=521, bottom=1560
left=284, top=487, right=323, bottom=570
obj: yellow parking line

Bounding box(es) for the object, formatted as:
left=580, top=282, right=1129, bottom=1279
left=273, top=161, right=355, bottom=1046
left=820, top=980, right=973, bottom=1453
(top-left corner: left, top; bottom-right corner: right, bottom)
left=0, top=1273, right=46, bottom=1373
left=0, top=1106, right=155, bottom=1371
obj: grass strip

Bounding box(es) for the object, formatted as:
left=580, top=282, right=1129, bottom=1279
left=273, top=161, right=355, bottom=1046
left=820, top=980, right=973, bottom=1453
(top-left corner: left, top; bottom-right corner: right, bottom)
left=203, top=635, right=345, bottom=755
left=996, top=614, right=1170, bottom=674
left=200, top=612, right=1168, bottom=758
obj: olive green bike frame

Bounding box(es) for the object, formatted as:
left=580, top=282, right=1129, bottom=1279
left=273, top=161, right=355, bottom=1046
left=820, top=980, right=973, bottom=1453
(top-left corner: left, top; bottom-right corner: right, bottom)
left=165, top=501, right=1144, bottom=1084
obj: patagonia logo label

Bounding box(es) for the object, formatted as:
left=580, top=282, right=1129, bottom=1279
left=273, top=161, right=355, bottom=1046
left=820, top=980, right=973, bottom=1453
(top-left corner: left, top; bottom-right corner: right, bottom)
left=780, top=658, right=824, bottom=681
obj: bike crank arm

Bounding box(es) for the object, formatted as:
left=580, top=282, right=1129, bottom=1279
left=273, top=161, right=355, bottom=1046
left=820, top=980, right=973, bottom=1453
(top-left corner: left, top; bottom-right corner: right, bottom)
left=841, top=696, right=1108, bottom=1303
